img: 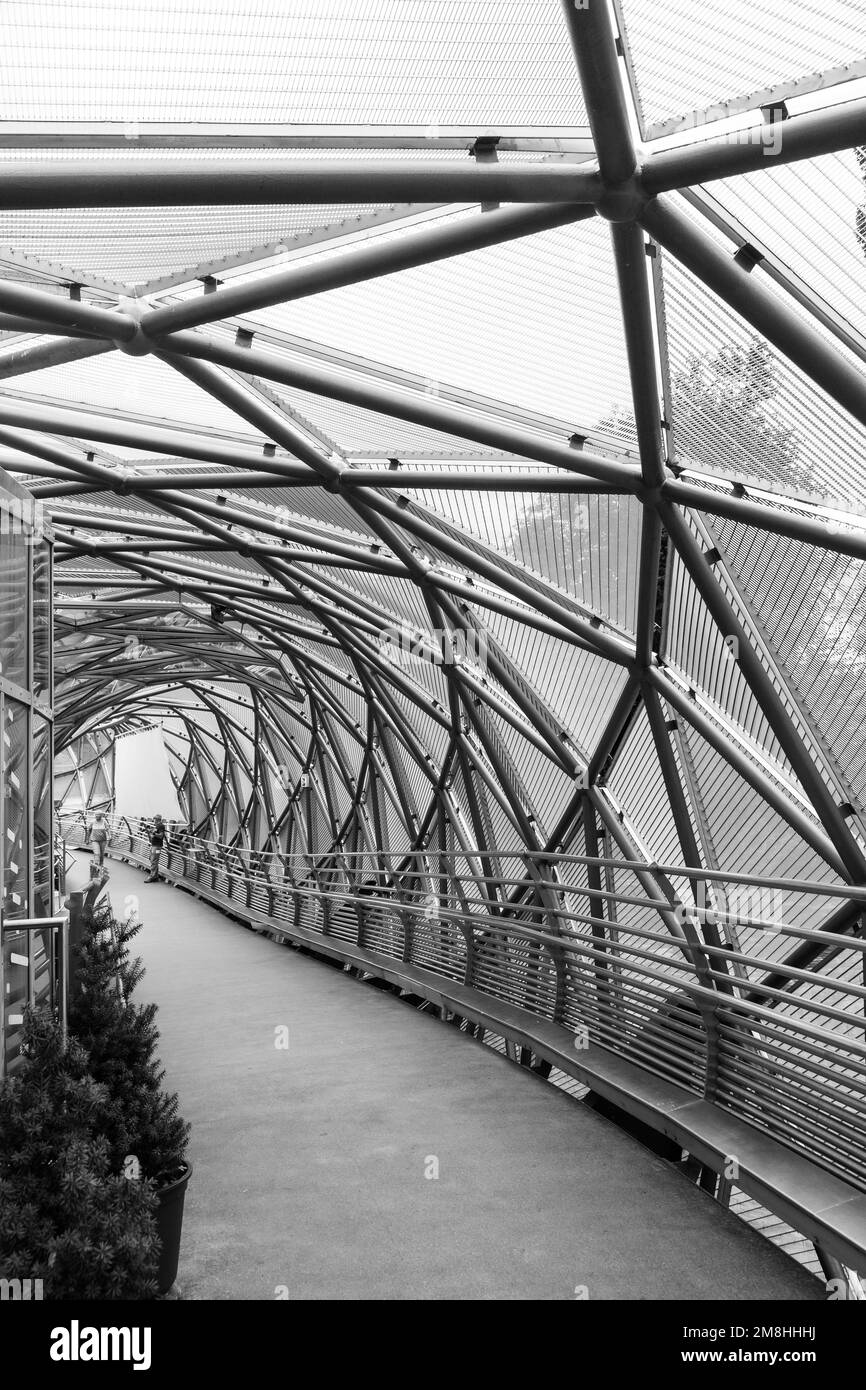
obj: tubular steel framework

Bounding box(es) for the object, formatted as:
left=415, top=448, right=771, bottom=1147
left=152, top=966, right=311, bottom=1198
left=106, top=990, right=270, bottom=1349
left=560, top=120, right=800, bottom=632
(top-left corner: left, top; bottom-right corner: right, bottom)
left=3, top=1, right=866, bottom=1280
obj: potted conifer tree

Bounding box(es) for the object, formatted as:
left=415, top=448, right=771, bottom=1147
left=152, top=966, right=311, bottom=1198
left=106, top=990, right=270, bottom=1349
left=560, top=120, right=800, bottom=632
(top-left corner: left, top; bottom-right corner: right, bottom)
left=69, top=897, right=192, bottom=1296
left=0, top=1008, right=160, bottom=1299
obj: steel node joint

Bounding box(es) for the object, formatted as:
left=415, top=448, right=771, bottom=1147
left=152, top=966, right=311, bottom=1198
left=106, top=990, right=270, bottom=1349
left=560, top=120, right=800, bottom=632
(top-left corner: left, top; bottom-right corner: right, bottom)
left=323, top=469, right=346, bottom=493
left=635, top=480, right=664, bottom=507
left=113, top=298, right=152, bottom=355
left=594, top=173, right=646, bottom=224
left=630, top=654, right=659, bottom=680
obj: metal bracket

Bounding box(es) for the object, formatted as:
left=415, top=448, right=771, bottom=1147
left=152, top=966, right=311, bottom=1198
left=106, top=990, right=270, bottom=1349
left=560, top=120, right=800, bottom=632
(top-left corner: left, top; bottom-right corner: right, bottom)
left=470, top=136, right=501, bottom=212
left=733, top=243, right=764, bottom=273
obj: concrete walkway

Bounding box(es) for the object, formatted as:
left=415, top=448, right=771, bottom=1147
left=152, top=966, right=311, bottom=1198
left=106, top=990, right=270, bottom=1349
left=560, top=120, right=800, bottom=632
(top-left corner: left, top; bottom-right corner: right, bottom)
left=76, top=852, right=823, bottom=1301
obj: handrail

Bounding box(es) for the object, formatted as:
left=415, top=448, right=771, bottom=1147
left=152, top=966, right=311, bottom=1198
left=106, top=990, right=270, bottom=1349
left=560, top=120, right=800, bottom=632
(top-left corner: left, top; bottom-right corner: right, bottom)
left=54, top=809, right=866, bottom=902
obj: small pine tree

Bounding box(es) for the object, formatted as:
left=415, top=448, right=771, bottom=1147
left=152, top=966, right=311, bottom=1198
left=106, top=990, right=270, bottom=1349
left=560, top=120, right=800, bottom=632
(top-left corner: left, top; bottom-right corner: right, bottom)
left=0, top=1008, right=160, bottom=1300
left=69, top=898, right=190, bottom=1183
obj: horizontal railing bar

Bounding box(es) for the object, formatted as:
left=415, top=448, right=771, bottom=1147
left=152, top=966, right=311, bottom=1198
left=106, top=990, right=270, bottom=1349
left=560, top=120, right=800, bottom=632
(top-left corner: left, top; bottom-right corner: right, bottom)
left=716, top=1014, right=866, bottom=1073
left=703, top=956, right=866, bottom=1005
left=715, top=1001, right=866, bottom=1064
left=716, top=1068, right=866, bottom=1151
left=719, top=1040, right=866, bottom=1115
left=66, top=814, right=866, bottom=901
left=275, top=884, right=866, bottom=1003
left=718, top=1032, right=866, bottom=1110
left=713, top=1081, right=866, bottom=1173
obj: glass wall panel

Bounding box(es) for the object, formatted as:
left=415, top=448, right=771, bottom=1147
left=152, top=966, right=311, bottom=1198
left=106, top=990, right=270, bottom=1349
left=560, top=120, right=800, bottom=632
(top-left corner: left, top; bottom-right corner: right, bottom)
left=0, top=461, right=54, bottom=1079
left=0, top=498, right=28, bottom=689
left=3, top=697, right=29, bottom=921
left=2, top=929, right=28, bottom=1070
left=33, top=712, right=52, bottom=917
left=32, top=533, right=51, bottom=704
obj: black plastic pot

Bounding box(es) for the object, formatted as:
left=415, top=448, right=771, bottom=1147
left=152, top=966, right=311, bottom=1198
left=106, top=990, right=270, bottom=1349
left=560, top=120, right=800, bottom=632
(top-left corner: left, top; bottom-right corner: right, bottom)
left=154, top=1161, right=192, bottom=1295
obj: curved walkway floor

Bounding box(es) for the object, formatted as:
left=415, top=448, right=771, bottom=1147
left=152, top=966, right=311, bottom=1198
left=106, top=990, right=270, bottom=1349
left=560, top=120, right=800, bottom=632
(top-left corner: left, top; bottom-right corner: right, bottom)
left=77, top=853, right=824, bottom=1301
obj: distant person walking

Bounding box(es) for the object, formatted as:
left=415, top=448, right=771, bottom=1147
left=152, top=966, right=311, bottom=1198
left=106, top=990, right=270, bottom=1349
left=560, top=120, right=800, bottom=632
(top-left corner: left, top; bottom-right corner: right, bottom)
left=90, top=811, right=109, bottom=868
left=145, top=814, right=166, bottom=883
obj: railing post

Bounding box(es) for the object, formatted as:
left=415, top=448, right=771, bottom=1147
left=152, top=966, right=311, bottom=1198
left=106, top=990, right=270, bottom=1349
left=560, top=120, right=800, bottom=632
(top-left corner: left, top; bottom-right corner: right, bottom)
left=356, top=895, right=366, bottom=947
left=321, top=886, right=331, bottom=936
left=462, top=923, right=475, bottom=989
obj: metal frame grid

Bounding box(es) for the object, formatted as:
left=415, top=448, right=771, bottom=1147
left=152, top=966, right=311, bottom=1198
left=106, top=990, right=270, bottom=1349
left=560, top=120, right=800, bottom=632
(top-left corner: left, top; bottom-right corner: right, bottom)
left=3, top=0, right=866, bottom=1281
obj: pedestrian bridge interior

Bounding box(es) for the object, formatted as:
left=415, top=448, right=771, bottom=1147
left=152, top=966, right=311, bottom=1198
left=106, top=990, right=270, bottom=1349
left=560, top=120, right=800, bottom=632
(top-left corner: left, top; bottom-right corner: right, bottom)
left=2, top=0, right=866, bottom=1298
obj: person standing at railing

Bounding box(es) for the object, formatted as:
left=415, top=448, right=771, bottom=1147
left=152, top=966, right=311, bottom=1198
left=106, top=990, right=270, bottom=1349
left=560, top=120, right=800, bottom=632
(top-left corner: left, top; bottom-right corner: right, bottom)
left=90, top=811, right=109, bottom=870
left=144, top=814, right=166, bottom=883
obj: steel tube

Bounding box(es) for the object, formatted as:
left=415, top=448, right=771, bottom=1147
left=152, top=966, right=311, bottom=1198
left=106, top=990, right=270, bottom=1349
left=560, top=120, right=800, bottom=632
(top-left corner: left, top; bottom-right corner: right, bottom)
left=635, top=507, right=663, bottom=667
left=0, top=312, right=96, bottom=337
left=0, top=277, right=135, bottom=341
left=663, top=477, right=866, bottom=563
left=647, top=667, right=848, bottom=880
left=0, top=335, right=114, bottom=380
left=611, top=222, right=666, bottom=486
left=141, top=202, right=596, bottom=336
left=589, top=787, right=688, bottom=942
left=641, top=196, right=866, bottom=432
left=659, top=499, right=866, bottom=883
left=560, top=0, right=635, bottom=186
left=368, top=490, right=636, bottom=665
left=341, top=469, right=619, bottom=492
left=0, top=393, right=313, bottom=474
left=0, top=121, right=596, bottom=153
left=644, top=96, right=866, bottom=194
left=155, top=349, right=341, bottom=483
left=0, top=157, right=601, bottom=210
left=429, top=569, right=602, bottom=655
left=0, top=424, right=119, bottom=487
left=32, top=468, right=313, bottom=493
left=608, top=221, right=668, bottom=666
left=587, top=676, right=641, bottom=785
left=156, top=330, right=643, bottom=490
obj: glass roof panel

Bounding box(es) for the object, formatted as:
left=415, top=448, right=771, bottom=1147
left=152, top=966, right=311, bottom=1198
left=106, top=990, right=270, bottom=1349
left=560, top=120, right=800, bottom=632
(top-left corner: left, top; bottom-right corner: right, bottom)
left=479, top=610, right=630, bottom=762
left=696, top=148, right=866, bottom=346
left=660, top=195, right=866, bottom=509
left=0, top=202, right=387, bottom=287
left=619, top=0, right=865, bottom=135
left=0, top=0, right=586, bottom=125
left=251, top=214, right=637, bottom=433
left=3, top=353, right=266, bottom=437
left=698, top=511, right=866, bottom=815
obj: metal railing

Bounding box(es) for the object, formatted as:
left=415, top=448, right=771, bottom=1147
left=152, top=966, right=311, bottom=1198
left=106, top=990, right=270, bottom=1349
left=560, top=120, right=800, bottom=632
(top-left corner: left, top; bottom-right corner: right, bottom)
left=60, top=809, right=866, bottom=1270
